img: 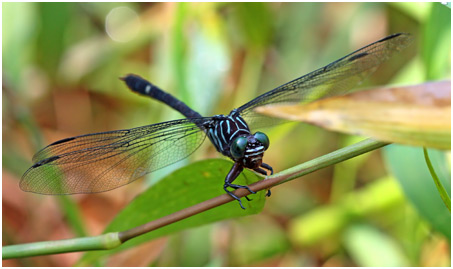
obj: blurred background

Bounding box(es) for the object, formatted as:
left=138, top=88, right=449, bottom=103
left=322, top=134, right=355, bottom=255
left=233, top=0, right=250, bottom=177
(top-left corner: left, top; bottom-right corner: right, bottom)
left=2, top=2, right=451, bottom=266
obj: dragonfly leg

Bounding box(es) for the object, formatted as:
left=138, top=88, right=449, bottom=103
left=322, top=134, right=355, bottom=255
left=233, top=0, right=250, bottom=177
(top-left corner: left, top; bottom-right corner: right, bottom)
left=255, top=163, right=273, bottom=197
left=223, top=183, right=255, bottom=209
left=261, top=163, right=273, bottom=175
left=224, top=184, right=246, bottom=209
left=224, top=162, right=257, bottom=209
left=225, top=182, right=256, bottom=194
left=253, top=167, right=268, bottom=176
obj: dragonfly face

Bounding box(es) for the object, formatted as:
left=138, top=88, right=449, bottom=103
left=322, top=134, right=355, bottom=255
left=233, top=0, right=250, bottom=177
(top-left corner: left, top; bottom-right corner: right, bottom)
left=230, top=132, right=269, bottom=169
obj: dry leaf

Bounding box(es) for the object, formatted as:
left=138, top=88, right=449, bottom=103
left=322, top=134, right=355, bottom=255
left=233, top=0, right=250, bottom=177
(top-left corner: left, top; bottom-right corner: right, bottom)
left=256, top=81, right=451, bottom=149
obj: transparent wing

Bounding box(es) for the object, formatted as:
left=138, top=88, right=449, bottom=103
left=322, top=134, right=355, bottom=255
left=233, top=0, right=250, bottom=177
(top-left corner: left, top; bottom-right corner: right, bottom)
left=20, top=118, right=209, bottom=194
left=238, top=33, right=413, bottom=130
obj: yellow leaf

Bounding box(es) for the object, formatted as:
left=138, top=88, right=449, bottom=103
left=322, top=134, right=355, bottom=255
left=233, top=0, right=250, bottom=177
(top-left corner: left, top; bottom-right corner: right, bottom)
left=256, top=81, right=451, bottom=149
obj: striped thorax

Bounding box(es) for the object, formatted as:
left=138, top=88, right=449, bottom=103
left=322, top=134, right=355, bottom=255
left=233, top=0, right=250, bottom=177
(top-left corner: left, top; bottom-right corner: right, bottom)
left=205, top=109, right=270, bottom=170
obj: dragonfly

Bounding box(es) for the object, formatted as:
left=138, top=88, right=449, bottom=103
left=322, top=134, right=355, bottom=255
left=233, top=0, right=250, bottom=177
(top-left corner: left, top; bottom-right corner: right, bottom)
left=21, top=33, right=412, bottom=209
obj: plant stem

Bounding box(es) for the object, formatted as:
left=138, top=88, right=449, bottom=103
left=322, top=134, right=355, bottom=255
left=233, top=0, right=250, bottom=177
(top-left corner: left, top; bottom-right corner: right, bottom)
left=423, top=147, right=451, bottom=212
left=2, top=233, right=121, bottom=260
left=3, top=138, right=388, bottom=259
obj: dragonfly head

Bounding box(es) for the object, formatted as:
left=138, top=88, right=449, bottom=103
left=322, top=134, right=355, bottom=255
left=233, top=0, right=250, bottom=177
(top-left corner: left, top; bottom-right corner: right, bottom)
left=230, top=132, right=270, bottom=169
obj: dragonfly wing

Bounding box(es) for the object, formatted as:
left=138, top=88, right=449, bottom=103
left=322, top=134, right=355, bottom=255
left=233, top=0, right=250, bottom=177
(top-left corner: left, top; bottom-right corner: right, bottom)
left=238, top=33, right=413, bottom=130
left=20, top=118, right=207, bottom=194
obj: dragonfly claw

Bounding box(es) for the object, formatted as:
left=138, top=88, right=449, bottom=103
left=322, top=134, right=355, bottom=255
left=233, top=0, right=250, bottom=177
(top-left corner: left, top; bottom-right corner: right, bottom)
left=224, top=182, right=257, bottom=209
left=224, top=189, right=246, bottom=209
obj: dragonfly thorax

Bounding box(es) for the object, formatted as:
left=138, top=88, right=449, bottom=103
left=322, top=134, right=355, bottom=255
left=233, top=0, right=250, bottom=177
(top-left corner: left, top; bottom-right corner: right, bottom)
left=205, top=110, right=269, bottom=169
left=206, top=111, right=250, bottom=156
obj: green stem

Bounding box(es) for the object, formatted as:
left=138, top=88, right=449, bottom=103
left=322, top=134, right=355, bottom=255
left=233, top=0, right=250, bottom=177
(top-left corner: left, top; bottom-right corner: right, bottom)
left=3, top=138, right=388, bottom=259
left=2, top=233, right=121, bottom=260
left=274, top=139, right=389, bottom=186
left=423, top=147, right=451, bottom=212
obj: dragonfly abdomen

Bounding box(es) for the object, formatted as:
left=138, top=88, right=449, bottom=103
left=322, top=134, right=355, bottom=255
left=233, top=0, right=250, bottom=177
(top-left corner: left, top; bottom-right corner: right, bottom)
left=121, top=74, right=203, bottom=120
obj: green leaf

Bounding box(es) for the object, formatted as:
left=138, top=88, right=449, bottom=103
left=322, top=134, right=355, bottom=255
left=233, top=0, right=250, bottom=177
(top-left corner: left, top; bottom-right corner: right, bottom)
left=422, top=3, right=451, bottom=80
left=383, top=145, right=451, bottom=238
left=289, top=177, right=405, bottom=246
left=170, top=3, right=191, bottom=105
left=233, top=3, right=273, bottom=49
left=343, top=223, right=409, bottom=266
left=79, top=159, right=265, bottom=264
left=229, top=217, right=289, bottom=265
left=186, top=16, right=230, bottom=116
left=57, top=196, right=87, bottom=237
left=36, top=2, right=73, bottom=77
left=2, top=2, right=38, bottom=91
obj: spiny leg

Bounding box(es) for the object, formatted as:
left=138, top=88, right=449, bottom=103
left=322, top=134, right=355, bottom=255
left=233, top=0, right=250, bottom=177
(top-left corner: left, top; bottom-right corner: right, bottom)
left=224, top=162, right=257, bottom=209
left=254, top=163, right=273, bottom=197
left=224, top=182, right=256, bottom=208
left=223, top=184, right=244, bottom=209
left=237, top=171, right=255, bottom=201
left=261, top=163, right=273, bottom=175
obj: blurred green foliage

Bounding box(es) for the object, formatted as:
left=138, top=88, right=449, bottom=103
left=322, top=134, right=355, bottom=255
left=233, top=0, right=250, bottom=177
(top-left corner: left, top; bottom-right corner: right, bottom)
left=80, top=159, right=265, bottom=264
left=2, top=2, right=450, bottom=266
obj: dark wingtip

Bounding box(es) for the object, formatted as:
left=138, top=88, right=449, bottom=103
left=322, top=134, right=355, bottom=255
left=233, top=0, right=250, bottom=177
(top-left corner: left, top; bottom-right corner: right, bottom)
left=348, top=52, right=369, bottom=62
left=49, top=137, right=76, bottom=146
left=31, top=156, right=60, bottom=168
left=378, top=33, right=411, bottom=43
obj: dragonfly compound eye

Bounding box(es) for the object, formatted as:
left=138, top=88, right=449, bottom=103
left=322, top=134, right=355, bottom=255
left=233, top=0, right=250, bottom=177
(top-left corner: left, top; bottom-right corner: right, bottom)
left=230, top=136, right=248, bottom=159
left=254, top=132, right=269, bottom=150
